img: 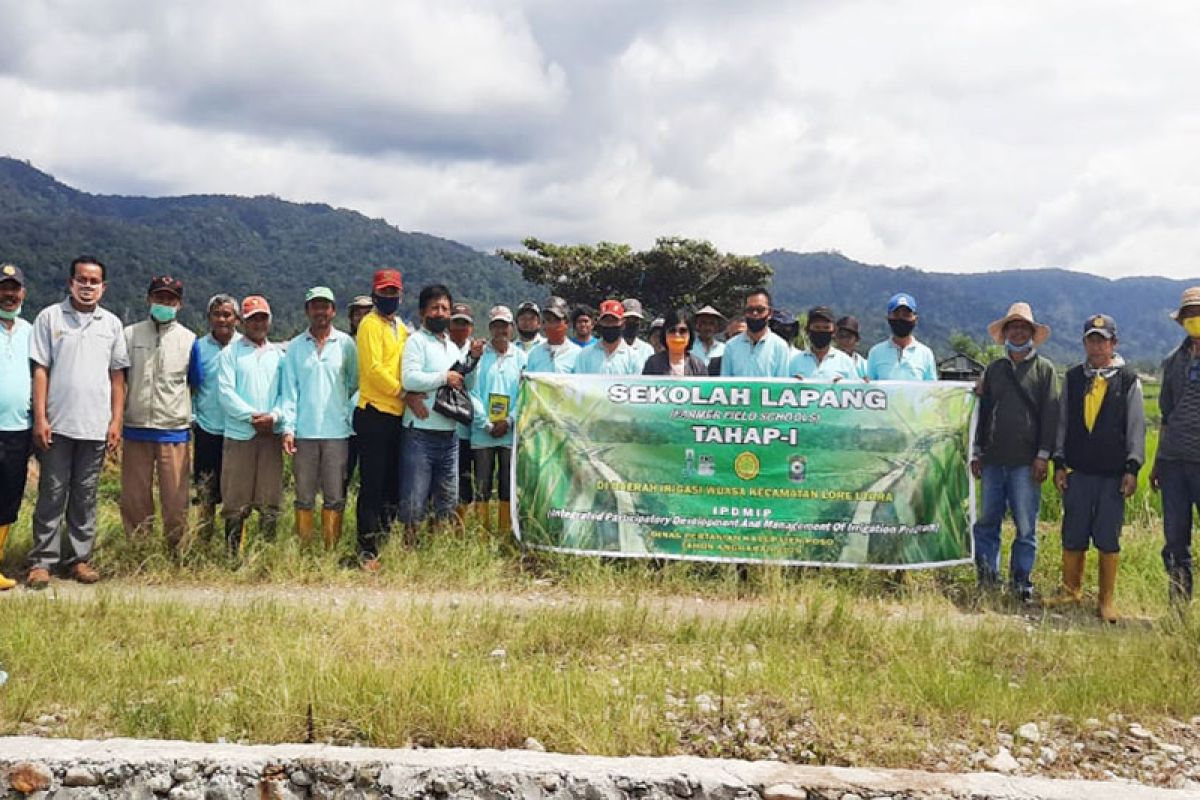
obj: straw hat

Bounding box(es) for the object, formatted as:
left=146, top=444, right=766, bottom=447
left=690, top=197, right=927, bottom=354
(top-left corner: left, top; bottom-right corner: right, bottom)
left=1170, top=286, right=1200, bottom=321
left=987, top=302, right=1050, bottom=345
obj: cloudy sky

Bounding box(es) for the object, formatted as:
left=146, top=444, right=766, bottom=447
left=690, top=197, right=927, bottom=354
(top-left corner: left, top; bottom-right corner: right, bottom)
left=1, top=1, right=1198, bottom=278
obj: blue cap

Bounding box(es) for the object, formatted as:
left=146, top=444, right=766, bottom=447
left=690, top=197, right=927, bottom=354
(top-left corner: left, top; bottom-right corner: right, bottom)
left=887, top=293, right=917, bottom=313
left=770, top=309, right=796, bottom=326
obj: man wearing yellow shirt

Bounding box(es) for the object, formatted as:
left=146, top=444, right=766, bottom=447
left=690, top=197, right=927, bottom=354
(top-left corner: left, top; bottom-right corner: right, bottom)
left=354, top=269, right=408, bottom=568
left=1051, top=314, right=1145, bottom=623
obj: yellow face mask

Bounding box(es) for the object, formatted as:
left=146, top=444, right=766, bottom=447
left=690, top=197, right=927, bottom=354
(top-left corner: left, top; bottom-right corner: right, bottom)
left=1184, top=317, right=1200, bottom=339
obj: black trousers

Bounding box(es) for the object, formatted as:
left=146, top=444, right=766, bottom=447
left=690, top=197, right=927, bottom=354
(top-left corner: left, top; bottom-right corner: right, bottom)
left=192, top=425, right=225, bottom=505
left=458, top=437, right=475, bottom=504
left=0, top=428, right=32, bottom=526
left=354, top=405, right=403, bottom=557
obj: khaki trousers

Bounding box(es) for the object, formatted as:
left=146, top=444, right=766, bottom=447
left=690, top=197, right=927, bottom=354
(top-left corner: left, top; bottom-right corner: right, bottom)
left=220, top=435, right=284, bottom=520
left=120, top=439, right=191, bottom=547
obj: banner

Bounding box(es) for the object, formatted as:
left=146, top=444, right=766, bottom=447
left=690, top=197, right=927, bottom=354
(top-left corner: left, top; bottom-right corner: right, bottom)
left=513, top=374, right=978, bottom=568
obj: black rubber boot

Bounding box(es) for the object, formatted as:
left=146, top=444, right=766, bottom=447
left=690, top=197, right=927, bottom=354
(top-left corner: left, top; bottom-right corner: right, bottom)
left=225, top=517, right=245, bottom=558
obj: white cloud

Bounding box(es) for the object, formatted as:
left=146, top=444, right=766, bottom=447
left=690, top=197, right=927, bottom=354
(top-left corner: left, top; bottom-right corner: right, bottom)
left=1, top=0, right=1199, bottom=279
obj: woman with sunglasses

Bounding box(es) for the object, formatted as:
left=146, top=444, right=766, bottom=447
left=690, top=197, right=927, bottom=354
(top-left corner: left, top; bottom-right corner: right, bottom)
left=642, top=308, right=707, bottom=377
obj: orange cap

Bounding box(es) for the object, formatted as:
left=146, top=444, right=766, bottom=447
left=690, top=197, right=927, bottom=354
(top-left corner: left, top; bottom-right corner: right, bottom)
left=598, top=299, right=625, bottom=320
left=373, top=269, right=403, bottom=291
left=241, top=295, right=271, bottom=318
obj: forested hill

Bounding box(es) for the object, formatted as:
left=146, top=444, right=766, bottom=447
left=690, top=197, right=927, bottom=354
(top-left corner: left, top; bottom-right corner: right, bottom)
left=0, top=157, right=535, bottom=336
left=761, top=250, right=1196, bottom=366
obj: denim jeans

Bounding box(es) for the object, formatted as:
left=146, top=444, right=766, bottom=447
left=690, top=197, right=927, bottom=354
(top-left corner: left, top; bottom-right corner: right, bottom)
left=1160, top=459, right=1200, bottom=572
left=399, top=427, right=459, bottom=526
left=973, top=463, right=1041, bottom=590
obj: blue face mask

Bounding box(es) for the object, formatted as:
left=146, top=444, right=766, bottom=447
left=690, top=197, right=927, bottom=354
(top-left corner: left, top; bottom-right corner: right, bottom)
left=373, top=294, right=400, bottom=316
left=1005, top=339, right=1033, bottom=354
left=150, top=303, right=177, bottom=323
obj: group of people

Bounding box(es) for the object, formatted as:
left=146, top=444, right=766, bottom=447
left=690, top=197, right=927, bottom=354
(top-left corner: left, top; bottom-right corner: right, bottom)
left=0, top=258, right=1198, bottom=624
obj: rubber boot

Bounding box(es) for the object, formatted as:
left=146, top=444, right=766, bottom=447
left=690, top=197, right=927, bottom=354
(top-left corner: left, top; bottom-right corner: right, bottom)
left=1168, top=565, right=1194, bottom=606
left=498, top=501, right=512, bottom=536
left=454, top=504, right=469, bottom=526
left=260, top=509, right=279, bottom=542
left=1043, top=550, right=1087, bottom=608
left=197, top=504, right=217, bottom=539
left=1098, top=552, right=1119, bottom=624
left=295, top=509, right=315, bottom=544
left=321, top=509, right=342, bottom=550
left=470, top=502, right=489, bottom=531
left=224, top=517, right=245, bottom=558
left=0, top=524, right=17, bottom=591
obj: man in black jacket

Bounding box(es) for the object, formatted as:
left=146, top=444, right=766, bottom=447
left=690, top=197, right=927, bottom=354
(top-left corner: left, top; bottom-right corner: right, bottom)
left=1051, top=314, right=1145, bottom=623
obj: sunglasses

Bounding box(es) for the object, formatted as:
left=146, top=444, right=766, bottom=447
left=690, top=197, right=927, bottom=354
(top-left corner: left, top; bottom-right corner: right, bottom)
left=666, top=326, right=690, bottom=335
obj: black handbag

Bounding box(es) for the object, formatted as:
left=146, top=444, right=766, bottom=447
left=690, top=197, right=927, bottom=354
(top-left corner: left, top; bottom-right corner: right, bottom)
left=433, top=362, right=474, bottom=425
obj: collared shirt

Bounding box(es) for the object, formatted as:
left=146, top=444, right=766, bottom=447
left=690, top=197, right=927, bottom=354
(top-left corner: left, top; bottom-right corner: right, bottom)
left=866, top=337, right=938, bottom=381
left=30, top=298, right=130, bottom=441
left=626, top=338, right=655, bottom=372
left=526, top=339, right=581, bottom=374
left=574, top=340, right=642, bottom=375
left=515, top=333, right=545, bottom=353
left=193, top=332, right=242, bottom=435
left=849, top=351, right=869, bottom=379
left=719, top=331, right=792, bottom=378
left=690, top=338, right=725, bottom=368
left=280, top=327, right=358, bottom=439
left=218, top=337, right=283, bottom=442
left=356, top=310, right=407, bottom=417
left=401, top=326, right=462, bottom=431
left=789, top=348, right=857, bottom=381
left=0, top=317, right=32, bottom=431
left=468, top=343, right=527, bottom=448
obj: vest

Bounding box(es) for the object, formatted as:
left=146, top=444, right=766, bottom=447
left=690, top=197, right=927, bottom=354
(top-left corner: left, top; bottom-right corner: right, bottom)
left=1063, top=363, right=1134, bottom=476
left=123, top=319, right=196, bottom=430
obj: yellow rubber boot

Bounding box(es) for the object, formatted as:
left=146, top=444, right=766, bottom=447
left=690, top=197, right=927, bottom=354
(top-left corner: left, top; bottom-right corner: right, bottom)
left=470, top=502, right=490, bottom=531
left=295, top=509, right=315, bottom=543
left=1098, top=552, right=1119, bottom=623
left=1043, top=550, right=1087, bottom=608
left=0, top=524, right=17, bottom=591
left=321, top=509, right=343, bottom=550
left=498, top=501, right=512, bottom=536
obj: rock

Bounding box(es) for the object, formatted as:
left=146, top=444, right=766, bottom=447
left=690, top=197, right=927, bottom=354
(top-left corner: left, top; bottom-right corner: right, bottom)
left=538, top=774, right=562, bottom=793
left=523, top=737, right=546, bottom=752
left=1038, top=746, right=1058, bottom=765
left=63, top=768, right=99, bottom=787
left=167, top=786, right=202, bottom=800
left=668, top=776, right=692, bottom=797
left=1093, top=730, right=1120, bottom=743
left=9, top=762, right=54, bottom=793
left=1161, top=742, right=1186, bottom=755
left=762, top=784, right=807, bottom=800
left=429, top=777, right=451, bottom=795
left=489, top=648, right=507, bottom=660
left=1016, top=722, right=1041, bottom=743
left=288, top=770, right=311, bottom=787
left=1129, top=724, right=1155, bottom=740
left=840, top=794, right=863, bottom=800
left=694, top=694, right=717, bottom=714
left=985, top=747, right=1020, bottom=773
left=170, top=768, right=195, bottom=784
left=1084, top=718, right=1102, bottom=729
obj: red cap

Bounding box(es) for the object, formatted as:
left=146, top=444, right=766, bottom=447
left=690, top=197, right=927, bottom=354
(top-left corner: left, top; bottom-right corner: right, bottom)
left=241, top=295, right=271, bottom=318
left=598, top=299, right=625, bottom=320
left=373, top=269, right=403, bottom=291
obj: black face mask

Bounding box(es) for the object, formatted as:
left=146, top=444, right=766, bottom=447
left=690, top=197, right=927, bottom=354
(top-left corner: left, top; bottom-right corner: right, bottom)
left=372, top=294, right=400, bottom=316
left=518, top=328, right=538, bottom=341
left=888, top=318, right=916, bottom=338
left=808, top=330, right=833, bottom=349
left=425, top=316, right=449, bottom=334
left=745, top=316, right=768, bottom=333
left=622, top=321, right=641, bottom=342
left=599, top=325, right=622, bottom=343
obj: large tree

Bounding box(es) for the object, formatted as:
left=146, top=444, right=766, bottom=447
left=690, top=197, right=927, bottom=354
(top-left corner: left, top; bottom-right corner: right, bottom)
left=497, top=236, right=772, bottom=318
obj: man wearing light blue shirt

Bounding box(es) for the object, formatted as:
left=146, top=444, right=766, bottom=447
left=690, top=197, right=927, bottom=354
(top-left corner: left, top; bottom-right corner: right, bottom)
left=217, top=295, right=284, bottom=553
left=790, top=306, right=857, bottom=381
left=690, top=305, right=726, bottom=368
left=867, top=293, right=938, bottom=381
left=280, top=287, right=358, bottom=549
left=399, top=284, right=465, bottom=533
left=834, top=315, right=870, bottom=379
left=721, top=288, right=792, bottom=378
left=574, top=300, right=643, bottom=375
left=526, top=296, right=580, bottom=374
left=621, top=298, right=656, bottom=371
left=193, top=294, right=241, bottom=534
left=0, top=264, right=31, bottom=591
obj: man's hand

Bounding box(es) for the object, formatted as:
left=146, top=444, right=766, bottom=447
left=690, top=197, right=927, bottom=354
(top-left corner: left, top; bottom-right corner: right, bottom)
left=1031, top=457, right=1049, bottom=484
left=282, top=433, right=297, bottom=455
left=33, top=418, right=52, bottom=452
left=105, top=420, right=122, bottom=452
left=251, top=413, right=275, bottom=435
left=1150, top=462, right=1161, bottom=491
left=1053, top=469, right=1069, bottom=494
left=445, top=370, right=464, bottom=390
left=969, top=459, right=982, bottom=480
left=405, top=391, right=429, bottom=420
left=1120, top=473, right=1138, bottom=498
left=490, top=419, right=509, bottom=438
left=469, top=339, right=485, bottom=359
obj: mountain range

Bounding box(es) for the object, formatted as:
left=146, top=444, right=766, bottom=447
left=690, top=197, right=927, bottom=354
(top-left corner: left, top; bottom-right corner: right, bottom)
left=1, top=156, right=1194, bottom=365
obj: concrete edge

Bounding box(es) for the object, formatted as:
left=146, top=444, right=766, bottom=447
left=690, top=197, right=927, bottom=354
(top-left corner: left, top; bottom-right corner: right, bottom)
left=0, top=737, right=1193, bottom=799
